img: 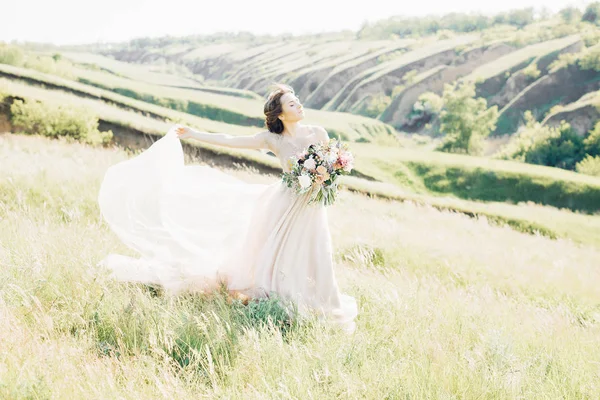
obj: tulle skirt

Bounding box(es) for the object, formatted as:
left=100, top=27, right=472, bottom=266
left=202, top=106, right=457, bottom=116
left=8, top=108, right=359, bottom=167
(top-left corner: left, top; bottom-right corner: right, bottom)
left=98, top=127, right=357, bottom=333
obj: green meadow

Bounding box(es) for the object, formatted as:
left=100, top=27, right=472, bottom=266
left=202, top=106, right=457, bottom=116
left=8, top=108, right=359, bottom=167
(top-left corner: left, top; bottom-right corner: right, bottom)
left=2, top=13, right=600, bottom=396
left=1, top=133, right=599, bottom=398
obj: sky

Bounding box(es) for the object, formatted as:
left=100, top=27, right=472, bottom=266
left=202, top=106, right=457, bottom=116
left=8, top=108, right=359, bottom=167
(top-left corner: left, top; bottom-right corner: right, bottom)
left=1, top=0, right=592, bottom=45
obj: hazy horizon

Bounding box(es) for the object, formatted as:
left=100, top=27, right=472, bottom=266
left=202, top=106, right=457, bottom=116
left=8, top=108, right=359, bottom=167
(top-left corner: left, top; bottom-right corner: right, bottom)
left=2, top=0, right=593, bottom=46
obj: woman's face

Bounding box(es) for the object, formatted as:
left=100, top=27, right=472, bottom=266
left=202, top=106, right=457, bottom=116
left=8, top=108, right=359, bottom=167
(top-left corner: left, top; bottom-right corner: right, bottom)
left=279, top=92, right=305, bottom=123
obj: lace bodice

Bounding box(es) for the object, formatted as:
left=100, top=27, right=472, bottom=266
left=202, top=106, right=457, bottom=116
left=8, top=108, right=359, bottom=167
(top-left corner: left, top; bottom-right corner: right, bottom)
left=263, top=129, right=323, bottom=173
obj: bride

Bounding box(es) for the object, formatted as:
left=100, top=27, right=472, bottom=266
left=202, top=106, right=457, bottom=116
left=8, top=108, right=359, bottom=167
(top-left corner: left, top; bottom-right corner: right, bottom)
left=98, top=83, right=358, bottom=333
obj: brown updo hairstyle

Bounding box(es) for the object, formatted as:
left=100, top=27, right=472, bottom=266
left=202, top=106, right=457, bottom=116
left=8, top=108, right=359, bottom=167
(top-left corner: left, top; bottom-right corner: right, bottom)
left=264, top=83, right=294, bottom=134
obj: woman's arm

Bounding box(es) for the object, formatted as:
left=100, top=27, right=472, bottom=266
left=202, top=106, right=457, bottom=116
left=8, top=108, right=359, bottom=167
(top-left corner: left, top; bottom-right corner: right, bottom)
left=176, top=125, right=269, bottom=150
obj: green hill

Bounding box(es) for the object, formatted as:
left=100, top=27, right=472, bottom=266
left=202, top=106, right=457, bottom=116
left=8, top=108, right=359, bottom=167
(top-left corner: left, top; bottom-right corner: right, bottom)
left=3, top=71, right=600, bottom=247
left=80, top=17, right=598, bottom=139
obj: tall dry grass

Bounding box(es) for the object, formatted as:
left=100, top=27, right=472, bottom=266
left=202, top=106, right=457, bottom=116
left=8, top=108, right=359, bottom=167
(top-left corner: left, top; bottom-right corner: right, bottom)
left=1, top=133, right=599, bottom=398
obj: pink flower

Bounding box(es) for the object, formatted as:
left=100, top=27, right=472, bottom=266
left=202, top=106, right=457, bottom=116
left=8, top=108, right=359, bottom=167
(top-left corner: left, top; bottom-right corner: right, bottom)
left=332, top=151, right=354, bottom=172
left=338, top=153, right=353, bottom=167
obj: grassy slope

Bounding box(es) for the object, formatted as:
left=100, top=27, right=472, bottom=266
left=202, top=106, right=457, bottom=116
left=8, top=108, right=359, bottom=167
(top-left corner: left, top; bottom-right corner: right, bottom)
left=1, top=133, right=599, bottom=398
left=73, top=67, right=396, bottom=141
left=291, top=41, right=410, bottom=82
left=0, top=63, right=394, bottom=142
left=300, top=41, right=415, bottom=109
left=324, top=36, right=476, bottom=112
left=336, top=36, right=479, bottom=112
left=3, top=66, right=600, bottom=243
left=541, top=89, right=600, bottom=129
left=378, top=65, right=447, bottom=122
left=494, top=64, right=600, bottom=135
left=351, top=142, right=600, bottom=214
left=59, top=51, right=263, bottom=99
left=464, top=35, right=581, bottom=84
left=58, top=51, right=207, bottom=88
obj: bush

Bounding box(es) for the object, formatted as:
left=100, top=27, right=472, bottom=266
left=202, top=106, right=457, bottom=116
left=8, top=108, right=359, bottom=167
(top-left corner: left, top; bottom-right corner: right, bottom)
left=522, top=63, right=541, bottom=80
left=584, top=121, right=600, bottom=156
left=576, top=155, right=600, bottom=176
left=499, top=112, right=584, bottom=170
left=582, top=29, right=600, bottom=47
left=376, top=49, right=405, bottom=64
left=352, top=94, right=391, bottom=118
left=505, top=8, right=535, bottom=28
left=10, top=99, right=113, bottom=145
left=0, top=43, right=25, bottom=66
left=548, top=52, right=580, bottom=72
left=414, top=92, right=443, bottom=115
left=437, top=82, right=499, bottom=155
left=578, top=46, right=600, bottom=71
left=549, top=46, right=600, bottom=73
left=405, top=92, right=443, bottom=134
left=0, top=43, right=73, bottom=79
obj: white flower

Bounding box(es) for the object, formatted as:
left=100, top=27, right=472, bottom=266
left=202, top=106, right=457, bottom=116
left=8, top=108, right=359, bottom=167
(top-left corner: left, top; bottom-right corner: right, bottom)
left=298, top=174, right=312, bottom=189
left=326, top=151, right=337, bottom=163
left=303, top=158, right=316, bottom=170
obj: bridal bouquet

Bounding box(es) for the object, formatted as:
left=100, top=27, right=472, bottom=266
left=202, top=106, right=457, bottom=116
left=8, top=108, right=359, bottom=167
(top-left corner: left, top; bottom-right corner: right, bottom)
left=282, top=139, right=354, bottom=206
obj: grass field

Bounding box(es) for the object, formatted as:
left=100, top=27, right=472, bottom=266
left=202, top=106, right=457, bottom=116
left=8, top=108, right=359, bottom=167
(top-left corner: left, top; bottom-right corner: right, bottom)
left=1, top=133, right=599, bottom=398
left=350, top=142, right=600, bottom=214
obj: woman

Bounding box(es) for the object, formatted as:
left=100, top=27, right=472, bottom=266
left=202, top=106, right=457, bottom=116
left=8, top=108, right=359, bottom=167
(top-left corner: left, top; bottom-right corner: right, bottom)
left=98, top=83, right=357, bottom=333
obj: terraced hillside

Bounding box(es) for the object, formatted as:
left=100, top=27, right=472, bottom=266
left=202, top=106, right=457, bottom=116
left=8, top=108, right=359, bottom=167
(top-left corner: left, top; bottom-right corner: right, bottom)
left=494, top=62, right=600, bottom=134
left=379, top=42, right=515, bottom=129
left=0, top=62, right=395, bottom=143
left=542, top=90, right=600, bottom=135
left=85, top=17, right=600, bottom=137
left=3, top=68, right=600, bottom=248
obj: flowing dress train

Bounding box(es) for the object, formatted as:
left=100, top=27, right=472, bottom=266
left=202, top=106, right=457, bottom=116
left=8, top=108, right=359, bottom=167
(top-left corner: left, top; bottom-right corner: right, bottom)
left=98, top=126, right=357, bottom=333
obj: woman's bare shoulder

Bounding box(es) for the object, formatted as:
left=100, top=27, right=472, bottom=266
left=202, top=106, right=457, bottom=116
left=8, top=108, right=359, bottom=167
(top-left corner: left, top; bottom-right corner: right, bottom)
left=308, top=125, right=328, bottom=140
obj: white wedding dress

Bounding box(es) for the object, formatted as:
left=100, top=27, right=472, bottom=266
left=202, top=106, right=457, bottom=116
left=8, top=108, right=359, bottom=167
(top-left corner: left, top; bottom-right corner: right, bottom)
left=98, top=126, right=358, bottom=333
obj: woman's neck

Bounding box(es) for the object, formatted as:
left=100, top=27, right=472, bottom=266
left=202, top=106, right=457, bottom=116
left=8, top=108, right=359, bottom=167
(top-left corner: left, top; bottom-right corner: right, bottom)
left=281, top=122, right=304, bottom=138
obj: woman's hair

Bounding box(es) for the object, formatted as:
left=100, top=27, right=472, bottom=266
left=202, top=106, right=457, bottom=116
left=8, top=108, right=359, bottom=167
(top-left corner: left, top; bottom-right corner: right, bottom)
left=264, top=83, right=294, bottom=134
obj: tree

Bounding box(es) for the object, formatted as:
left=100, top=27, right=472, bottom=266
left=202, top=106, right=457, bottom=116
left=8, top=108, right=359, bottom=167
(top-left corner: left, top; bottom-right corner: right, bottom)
left=507, top=8, right=535, bottom=28
left=559, top=7, right=582, bottom=23
left=583, top=2, right=600, bottom=23
left=437, top=82, right=499, bottom=155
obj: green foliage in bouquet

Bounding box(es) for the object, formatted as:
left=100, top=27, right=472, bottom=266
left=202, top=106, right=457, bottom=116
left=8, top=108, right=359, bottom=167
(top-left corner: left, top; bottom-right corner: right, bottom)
left=281, top=139, right=354, bottom=206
